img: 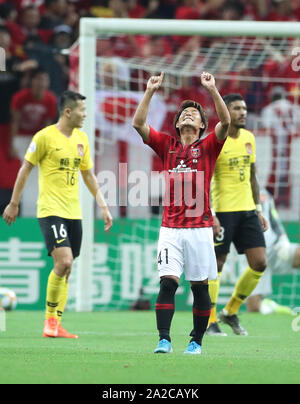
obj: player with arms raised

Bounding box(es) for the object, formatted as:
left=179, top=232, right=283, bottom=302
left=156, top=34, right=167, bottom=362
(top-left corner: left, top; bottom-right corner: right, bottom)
left=133, top=72, right=230, bottom=354
left=208, top=93, right=268, bottom=336
left=3, top=91, right=113, bottom=339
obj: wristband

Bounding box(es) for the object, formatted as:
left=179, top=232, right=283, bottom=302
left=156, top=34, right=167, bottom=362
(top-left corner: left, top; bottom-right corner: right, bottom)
left=256, top=204, right=262, bottom=213
left=211, top=207, right=216, bottom=216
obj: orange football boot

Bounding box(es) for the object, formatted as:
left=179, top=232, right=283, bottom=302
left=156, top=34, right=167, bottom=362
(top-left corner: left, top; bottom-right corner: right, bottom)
left=43, top=317, right=58, bottom=338
left=57, top=324, right=78, bottom=339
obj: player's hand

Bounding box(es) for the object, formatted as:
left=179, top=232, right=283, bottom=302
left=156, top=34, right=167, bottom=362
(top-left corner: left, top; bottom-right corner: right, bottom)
left=212, top=215, right=221, bottom=237
left=3, top=203, right=19, bottom=226
left=102, top=207, right=113, bottom=232
left=258, top=212, right=268, bottom=232
left=200, top=71, right=216, bottom=91
left=146, top=72, right=164, bottom=93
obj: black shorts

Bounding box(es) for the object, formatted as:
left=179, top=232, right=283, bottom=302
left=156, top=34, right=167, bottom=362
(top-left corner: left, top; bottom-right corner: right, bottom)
left=214, top=210, right=266, bottom=255
left=38, top=216, right=82, bottom=258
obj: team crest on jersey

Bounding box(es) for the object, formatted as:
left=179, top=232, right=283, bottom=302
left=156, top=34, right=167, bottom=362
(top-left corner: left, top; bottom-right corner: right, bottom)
left=77, top=144, right=84, bottom=157
left=245, top=143, right=253, bottom=155
left=190, top=148, right=200, bottom=158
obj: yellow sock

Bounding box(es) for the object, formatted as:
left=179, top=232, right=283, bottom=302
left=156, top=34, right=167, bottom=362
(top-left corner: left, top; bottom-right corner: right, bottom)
left=45, top=270, right=65, bottom=320
left=57, top=279, right=69, bottom=324
left=208, top=273, right=221, bottom=324
left=225, top=266, right=263, bottom=315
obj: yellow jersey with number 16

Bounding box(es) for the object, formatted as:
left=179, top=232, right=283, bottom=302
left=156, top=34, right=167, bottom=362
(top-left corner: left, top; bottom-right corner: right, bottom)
left=211, top=128, right=256, bottom=213
left=25, top=124, right=93, bottom=219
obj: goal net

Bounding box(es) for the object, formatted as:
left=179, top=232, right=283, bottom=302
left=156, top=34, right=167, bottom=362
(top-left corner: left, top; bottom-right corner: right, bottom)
left=68, top=18, right=300, bottom=312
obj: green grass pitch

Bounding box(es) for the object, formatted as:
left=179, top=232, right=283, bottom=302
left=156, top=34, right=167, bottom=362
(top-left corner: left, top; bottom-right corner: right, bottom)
left=0, top=310, right=300, bottom=384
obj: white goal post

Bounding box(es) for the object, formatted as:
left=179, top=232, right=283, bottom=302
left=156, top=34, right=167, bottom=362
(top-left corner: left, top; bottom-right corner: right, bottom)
left=76, top=18, right=300, bottom=312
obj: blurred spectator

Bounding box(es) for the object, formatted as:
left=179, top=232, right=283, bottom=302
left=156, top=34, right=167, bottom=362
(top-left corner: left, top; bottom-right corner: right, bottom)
left=219, top=0, right=245, bottom=20
left=0, top=2, right=18, bottom=24
left=12, top=0, right=45, bottom=14
left=242, top=0, right=268, bottom=20
left=199, top=0, right=227, bottom=19
left=109, top=0, right=129, bottom=18
left=0, top=2, right=22, bottom=51
left=97, top=34, right=139, bottom=58
left=51, top=23, right=73, bottom=49
left=260, top=86, right=300, bottom=207
left=64, top=1, right=80, bottom=31
left=138, top=35, right=173, bottom=58
left=50, top=25, right=73, bottom=91
left=0, top=24, right=24, bottom=215
left=266, top=0, right=296, bottom=22
left=39, top=0, right=68, bottom=29
left=23, top=26, right=72, bottom=96
left=90, top=0, right=114, bottom=17
left=126, top=0, right=145, bottom=18
left=0, top=25, right=38, bottom=156
left=10, top=67, right=57, bottom=160
left=90, top=0, right=126, bottom=17
left=68, top=0, right=93, bottom=16
left=17, top=5, right=53, bottom=45
left=175, top=0, right=202, bottom=20
left=142, top=0, right=176, bottom=19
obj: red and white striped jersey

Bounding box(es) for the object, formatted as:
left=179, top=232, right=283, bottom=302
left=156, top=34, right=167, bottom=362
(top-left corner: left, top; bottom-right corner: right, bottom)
left=145, top=126, right=225, bottom=228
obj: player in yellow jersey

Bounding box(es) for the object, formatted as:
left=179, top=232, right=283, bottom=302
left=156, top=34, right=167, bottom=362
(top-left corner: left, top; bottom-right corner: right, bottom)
left=3, top=91, right=113, bottom=338
left=208, top=93, right=268, bottom=336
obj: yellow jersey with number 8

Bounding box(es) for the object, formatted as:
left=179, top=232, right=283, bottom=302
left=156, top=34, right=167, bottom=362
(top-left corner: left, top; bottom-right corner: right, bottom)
left=25, top=125, right=93, bottom=219
left=211, top=128, right=256, bottom=212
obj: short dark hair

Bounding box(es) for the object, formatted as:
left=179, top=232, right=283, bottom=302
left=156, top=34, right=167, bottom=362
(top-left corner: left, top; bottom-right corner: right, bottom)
left=174, top=100, right=208, bottom=139
left=58, top=90, right=86, bottom=115
left=223, top=93, right=245, bottom=107
left=223, top=0, right=245, bottom=19
left=31, top=67, right=48, bottom=79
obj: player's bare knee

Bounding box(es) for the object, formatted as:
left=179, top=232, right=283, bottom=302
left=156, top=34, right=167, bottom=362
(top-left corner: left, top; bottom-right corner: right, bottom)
left=252, top=259, right=267, bottom=272
left=56, top=257, right=73, bottom=273
left=62, top=257, right=73, bottom=270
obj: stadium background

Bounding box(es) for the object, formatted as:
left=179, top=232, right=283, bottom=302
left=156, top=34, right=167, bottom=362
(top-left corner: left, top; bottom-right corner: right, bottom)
left=0, top=0, right=300, bottom=312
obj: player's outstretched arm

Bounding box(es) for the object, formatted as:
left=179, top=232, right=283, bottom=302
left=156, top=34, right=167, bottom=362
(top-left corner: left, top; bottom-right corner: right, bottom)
left=3, top=160, right=33, bottom=226
left=133, top=72, right=164, bottom=142
left=81, top=169, right=113, bottom=232
left=200, top=72, right=230, bottom=141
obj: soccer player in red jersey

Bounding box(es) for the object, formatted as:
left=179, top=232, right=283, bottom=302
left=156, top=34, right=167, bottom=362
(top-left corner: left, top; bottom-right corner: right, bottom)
left=133, top=71, right=230, bottom=354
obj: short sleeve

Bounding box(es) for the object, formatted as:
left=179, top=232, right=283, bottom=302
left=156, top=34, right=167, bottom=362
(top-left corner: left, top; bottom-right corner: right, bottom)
left=79, top=137, right=94, bottom=171
left=143, top=126, right=171, bottom=162
left=24, top=131, right=46, bottom=166
left=251, top=135, right=256, bottom=164
left=203, top=130, right=226, bottom=160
